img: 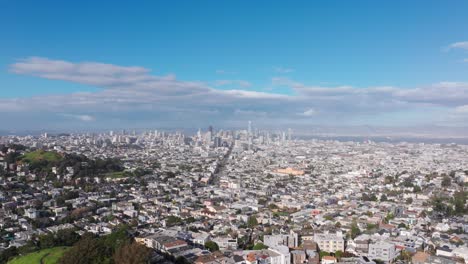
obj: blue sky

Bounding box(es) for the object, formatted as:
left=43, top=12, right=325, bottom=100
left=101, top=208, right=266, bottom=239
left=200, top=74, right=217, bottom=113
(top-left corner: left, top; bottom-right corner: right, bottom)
left=1, top=1, right=468, bottom=132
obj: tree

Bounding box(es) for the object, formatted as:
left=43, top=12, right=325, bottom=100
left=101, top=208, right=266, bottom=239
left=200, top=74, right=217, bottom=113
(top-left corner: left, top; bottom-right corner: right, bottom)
left=362, top=193, right=378, bottom=202
left=252, top=242, right=268, bottom=250
left=384, top=212, right=394, bottom=223
left=166, top=215, right=182, bottom=226
left=380, top=194, right=388, bottom=202
left=0, top=246, right=18, bottom=263
left=431, top=196, right=455, bottom=217
left=413, top=185, right=422, bottom=193
left=402, top=177, right=414, bottom=188
left=419, top=210, right=427, bottom=218
left=0, top=166, right=7, bottom=177
left=5, top=152, right=21, bottom=164
left=442, top=176, right=451, bottom=187
left=113, top=242, right=151, bottom=264
left=406, top=197, right=413, bottom=204
left=56, top=229, right=80, bottom=246
left=432, top=196, right=446, bottom=212
left=384, top=176, right=394, bottom=184
left=175, top=256, right=190, bottom=264
left=185, top=216, right=196, bottom=224
left=268, top=203, right=278, bottom=210
left=398, top=223, right=407, bottom=229
left=204, top=241, right=219, bottom=252
left=59, top=227, right=131, bottom=264
left=38, top=233, right=56, bottom=249
left=100, top=225, right=131, bottom=256
left=17, top=240, right=38, bottom=255
left=59, top=233, right=108, bottom=264
left=247, top=215, right=258, bottom=228
left=453, top=191, right=467, bottom=215
left=35, top=229, right=80, bottom=250
left=324, top=215, right=334, bottom=221
left=350, top=219, right=361, bottom=239
left=398, top=250, right=412, bottom=262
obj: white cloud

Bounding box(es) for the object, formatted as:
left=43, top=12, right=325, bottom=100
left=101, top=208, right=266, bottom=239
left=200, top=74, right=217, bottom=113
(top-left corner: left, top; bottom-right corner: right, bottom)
left=214, top=80, right=252, bottom=88
left=447, top=41, right=468, bottom=51
left=4, top=57, right=468, bottom=129
left=454, top=105, right=468, bottom=113
left=283, top=80, right=468, bottom=106
left=11, top=57, right=149, bottom=77
left=274, top=67, right=295, bottom=73
left=234, top=109, right=268, bottom=116
left=61, top=114, right=96, bottom=122
left=220, top=89, right=289, bottom=99
left=215, top=70, right=237, bottom=75
left=300, top=108, right=317, bottom=116
left=271, top=77, right=302, bottom=87
left=9, top=57, right=178, bottom=89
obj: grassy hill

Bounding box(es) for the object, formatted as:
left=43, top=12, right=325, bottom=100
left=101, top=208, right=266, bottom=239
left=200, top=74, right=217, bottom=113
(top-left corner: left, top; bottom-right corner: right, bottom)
left=21, top=150, right=62, bottom=163
left=103, top=171, right=127, bottom=178
left=8, top=247, right=69, bottom=264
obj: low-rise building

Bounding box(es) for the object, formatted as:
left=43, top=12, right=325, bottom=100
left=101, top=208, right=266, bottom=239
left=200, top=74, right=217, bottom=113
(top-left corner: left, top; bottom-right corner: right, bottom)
left=313, top=232, right=344, bottom=253
left=368, top=241, right=395, bottom=263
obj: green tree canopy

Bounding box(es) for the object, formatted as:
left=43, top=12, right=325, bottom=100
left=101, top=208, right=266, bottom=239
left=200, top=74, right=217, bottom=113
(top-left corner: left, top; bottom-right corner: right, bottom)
left=442, top=176, right=451, bottom=187
left=350, top=219, right=361, bottom=239
left=252, top=242, right=268, bottom=250
left=247, top=215, right=258, bottom=228
left=113, top=242, right=151, bottom=264
left=204, top=241, right=219, bottom=252
left=58, top=233, right=108, bottom=264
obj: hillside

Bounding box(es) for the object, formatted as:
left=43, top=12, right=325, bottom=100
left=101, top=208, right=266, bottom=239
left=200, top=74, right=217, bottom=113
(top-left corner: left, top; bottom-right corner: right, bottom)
left=7, top=247, right=69, bottom=264
left=21, top=150, right=63, bottom=163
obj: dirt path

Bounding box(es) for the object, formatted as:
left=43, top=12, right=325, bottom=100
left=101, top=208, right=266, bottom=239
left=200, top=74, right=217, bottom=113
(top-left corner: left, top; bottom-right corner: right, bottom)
left=39, top=253, right=50, bottom=264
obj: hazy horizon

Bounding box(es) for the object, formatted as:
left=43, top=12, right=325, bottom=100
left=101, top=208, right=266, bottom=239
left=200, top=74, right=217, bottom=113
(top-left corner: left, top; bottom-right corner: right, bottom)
left=3, top=124, right=468, bottom=142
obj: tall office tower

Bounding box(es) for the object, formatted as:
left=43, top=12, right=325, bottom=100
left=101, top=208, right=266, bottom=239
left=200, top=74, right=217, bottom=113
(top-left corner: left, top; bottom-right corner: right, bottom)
left=204, top=132, right=211, bottom=147
left=109, top=130, right=114, bottom=136
left=197, top=128, right=202, bottom=140
left=288, top=128, right=292, bottom=141
left=247, top=121, right=252, bottom=150
left=208, top=125, right=213, bottom=140
left=282, top=131, right=286, bottom=142
left=214, top=137, right=222, bottom=148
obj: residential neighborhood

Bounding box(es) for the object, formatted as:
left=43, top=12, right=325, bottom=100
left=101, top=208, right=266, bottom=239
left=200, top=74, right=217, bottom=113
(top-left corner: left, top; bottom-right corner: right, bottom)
left=0, top=127, right=467, bottom=264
